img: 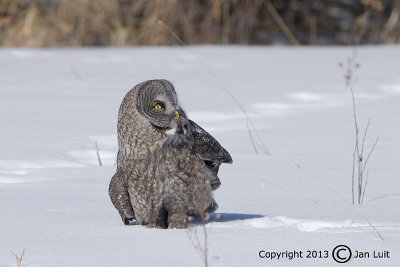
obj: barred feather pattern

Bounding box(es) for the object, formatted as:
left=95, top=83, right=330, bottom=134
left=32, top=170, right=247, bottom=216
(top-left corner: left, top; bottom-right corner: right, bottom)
left=108, top=80, right=232, bottom=227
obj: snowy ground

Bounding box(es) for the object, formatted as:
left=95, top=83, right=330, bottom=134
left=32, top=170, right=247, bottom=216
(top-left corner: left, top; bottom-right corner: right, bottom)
left=0, top=46, right=399, bottom=267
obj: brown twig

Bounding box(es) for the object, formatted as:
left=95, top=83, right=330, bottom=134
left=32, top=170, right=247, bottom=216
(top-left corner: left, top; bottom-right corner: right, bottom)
left=95, top=141, right=102, bottom=167
left=352, top=142, right=356, bottom=204
left=264, top=0, right=300, bottom=45
left=12, top=249, right=25, bottom=267
left=246, top=119, right=259, bottom=154
left=361, top=137, right=379, bottom=177
left=361, top=118, right=371, bottom=157
left=186, top=211, right=210, bottom=267
left=361, top=169, right=369, bottom=204
left=200, top=212, right=209, bottom=267
left=351, top=87, right=360, bottom=204
left=351, top=88, right=378, bottom=205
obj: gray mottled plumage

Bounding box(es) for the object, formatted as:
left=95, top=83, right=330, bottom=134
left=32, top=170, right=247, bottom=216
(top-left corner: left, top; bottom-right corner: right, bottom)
left=127, top=124, right=212, bottom=228
left=109, top=79, right=232, bottom=227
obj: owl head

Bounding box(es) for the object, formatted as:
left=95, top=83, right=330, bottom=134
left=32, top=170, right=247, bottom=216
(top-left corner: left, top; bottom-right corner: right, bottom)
left=118, top=80, right=190, bottom=160
left=135, top=79, right=188, bottom=135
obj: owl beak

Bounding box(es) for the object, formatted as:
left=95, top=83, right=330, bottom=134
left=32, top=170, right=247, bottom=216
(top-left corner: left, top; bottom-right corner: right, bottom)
left=165, top=111, right=181, bottom=136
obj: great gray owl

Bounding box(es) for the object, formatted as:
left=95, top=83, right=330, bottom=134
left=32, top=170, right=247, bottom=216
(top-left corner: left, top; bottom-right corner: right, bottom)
left=109, top=79, right=232, bottom=226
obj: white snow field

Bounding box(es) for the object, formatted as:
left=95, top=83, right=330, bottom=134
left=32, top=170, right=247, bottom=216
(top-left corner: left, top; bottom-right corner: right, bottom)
left=0, top=46, right=399, bottom=267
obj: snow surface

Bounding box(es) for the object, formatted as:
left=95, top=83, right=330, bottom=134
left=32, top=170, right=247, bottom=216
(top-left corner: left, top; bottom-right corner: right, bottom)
left=0, top=46, right=399, bottom=266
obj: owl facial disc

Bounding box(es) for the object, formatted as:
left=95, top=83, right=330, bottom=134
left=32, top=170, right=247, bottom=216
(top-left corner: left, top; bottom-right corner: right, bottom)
left=136, top=80, right=179, bottom=132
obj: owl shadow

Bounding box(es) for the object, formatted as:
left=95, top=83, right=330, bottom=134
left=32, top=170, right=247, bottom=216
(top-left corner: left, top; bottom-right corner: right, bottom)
left=189, top=212, right=264, bottom=225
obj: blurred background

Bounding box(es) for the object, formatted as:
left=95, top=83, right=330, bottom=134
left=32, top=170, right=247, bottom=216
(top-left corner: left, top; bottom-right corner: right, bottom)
left=0, top=0, right=399, bottom=47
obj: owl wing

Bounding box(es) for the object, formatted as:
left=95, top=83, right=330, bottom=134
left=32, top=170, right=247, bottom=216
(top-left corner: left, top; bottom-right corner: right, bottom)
left=188, top=119, right=232, bottom=190
left=189, top=119, right=233, bottom=164
left=109, top=168, right=135, bottom=225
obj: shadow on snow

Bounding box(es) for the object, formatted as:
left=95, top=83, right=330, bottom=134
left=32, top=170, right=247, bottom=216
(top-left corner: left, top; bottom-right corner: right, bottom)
left=190, top=212, right=264, bottom=225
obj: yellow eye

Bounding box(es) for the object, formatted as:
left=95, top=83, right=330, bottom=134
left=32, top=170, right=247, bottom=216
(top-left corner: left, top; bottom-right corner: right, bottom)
left=175, top=110, right=180, bottom=119
left=154, top=103, right=162, bottom=110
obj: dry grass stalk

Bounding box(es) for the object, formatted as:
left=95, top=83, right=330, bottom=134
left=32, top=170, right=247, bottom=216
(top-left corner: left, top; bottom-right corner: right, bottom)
left=1, top=0, right=396, bottom=47
left=187, top=211, right=222, bottom=267
left=351, top=88, right=379, bottom=205
left=12, top=249, right=25, bottom=267
left=95, top=141, right=102, bottom=167
left=0, top=0, right=262, bottom=47
left=199, top=211, right=209, bottom=267
left=187, top=215, right=209, bottom=267
left=339, top=50, right=360, bottom=87
left=382, top=0, right=400, bottom=43
left=264, top=0, right=300, bottom=45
